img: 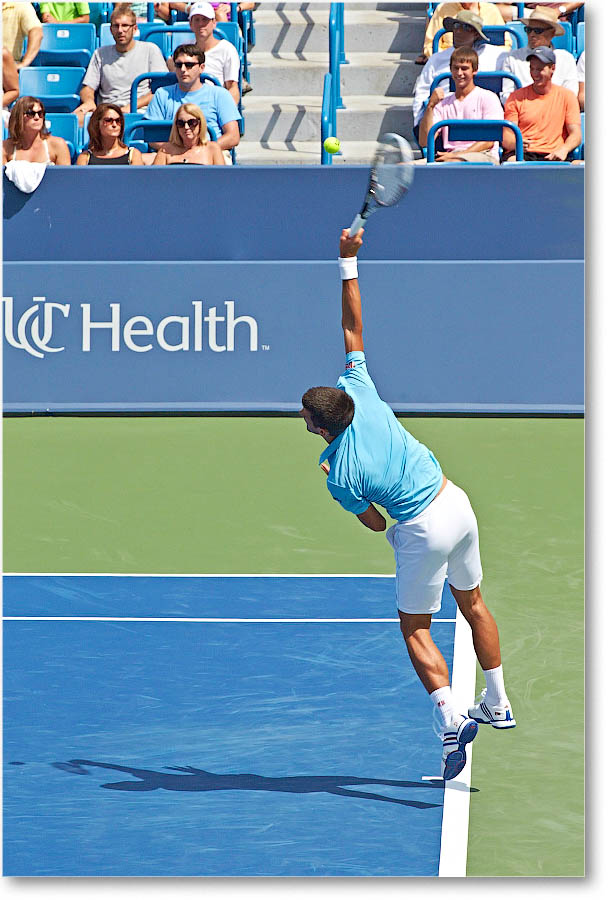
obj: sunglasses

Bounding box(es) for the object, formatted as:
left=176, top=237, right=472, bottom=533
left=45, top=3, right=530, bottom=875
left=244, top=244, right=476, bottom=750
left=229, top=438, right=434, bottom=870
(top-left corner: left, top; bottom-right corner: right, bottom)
left=524, top=26, right=552, bottom=34
left=102, top=116, right=121, bottom=125
left=25, top=109, right=44, bottom=119
left=177, top=117, right=200, bottom=129
left=453, top=22, right=476, bottom=31
left=175, top=61, right=199, bottom=70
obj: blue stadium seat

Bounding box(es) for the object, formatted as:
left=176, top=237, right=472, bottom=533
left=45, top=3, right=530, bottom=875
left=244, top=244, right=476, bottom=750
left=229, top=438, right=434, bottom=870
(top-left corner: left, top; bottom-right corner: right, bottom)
left=425, top=119, right=524, bottom=162
left=551, top=21, right=573, bottom=54
left=32, top=23, right=96, bottom=68
left=432, top=25, right=523, bottom=53
left=129, top=71, right=222, bottom=112
left=576, top=22, right=584, bottom=56
left=123, top=117, right=173, bottom=152
left=44, top=112, right=79, bottom=160
left=99, top=22, right=168, bottom=52
left=428, top=70, right=522, bottom=97
left=18, top=67, right=85, bottom=113
left=571, top=111, right=584, bottom=161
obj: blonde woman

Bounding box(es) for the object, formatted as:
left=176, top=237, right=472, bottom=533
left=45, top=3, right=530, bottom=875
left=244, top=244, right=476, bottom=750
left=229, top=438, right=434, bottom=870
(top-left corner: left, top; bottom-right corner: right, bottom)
left=153, top=103, right=225, bottom=165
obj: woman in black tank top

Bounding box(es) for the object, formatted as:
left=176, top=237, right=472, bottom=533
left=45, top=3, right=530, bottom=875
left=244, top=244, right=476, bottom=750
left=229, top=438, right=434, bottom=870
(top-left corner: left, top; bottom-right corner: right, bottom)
left=76, top=103, right=143, bottom=166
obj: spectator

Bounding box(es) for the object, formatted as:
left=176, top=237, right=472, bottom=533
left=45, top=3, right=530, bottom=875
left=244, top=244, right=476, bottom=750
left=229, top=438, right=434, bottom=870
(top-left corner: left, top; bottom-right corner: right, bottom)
left=497, top=6, right=578, bottom=104
left=502, top=46, right=581, bottom=161
left=3, top=48, right=20, bottom=115
left=76, top=102, right=144, bottom=165
left=415, top=2, right=509, bottom=66
left=74, top=4, right=168, bottom=126
left=39, top=3, right=91, bottom=24
left=495, top=3, right=584, bottom=24
left=2, top=95, right=71, bottom=164
left=152, top=103, right=225, bottom=164
left=144, top=44, right=241, bottom=156
left=576, top=49, right=584, bottom=111
left=2, top=2, right=43, bottom=70
left=155, top=2, right=255, bottom=23
left=419, top=46, right=504, bottom=163
left=413, top=9, right=505, bottom=142
left=167, top=2, right=241, bottom=104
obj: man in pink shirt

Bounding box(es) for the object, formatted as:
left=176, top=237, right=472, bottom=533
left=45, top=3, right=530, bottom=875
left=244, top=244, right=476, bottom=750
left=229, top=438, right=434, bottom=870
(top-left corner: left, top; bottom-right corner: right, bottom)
left=419, top=46, right=504, bottom=163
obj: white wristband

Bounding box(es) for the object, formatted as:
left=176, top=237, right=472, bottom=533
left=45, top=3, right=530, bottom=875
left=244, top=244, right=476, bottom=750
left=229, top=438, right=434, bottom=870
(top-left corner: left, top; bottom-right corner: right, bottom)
left=338, top=256, right=358, bottom=280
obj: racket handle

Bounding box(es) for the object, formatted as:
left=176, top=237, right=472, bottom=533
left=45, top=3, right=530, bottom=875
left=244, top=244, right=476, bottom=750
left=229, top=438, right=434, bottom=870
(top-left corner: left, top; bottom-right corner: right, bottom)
left=348, top=214, right=365, bottom=237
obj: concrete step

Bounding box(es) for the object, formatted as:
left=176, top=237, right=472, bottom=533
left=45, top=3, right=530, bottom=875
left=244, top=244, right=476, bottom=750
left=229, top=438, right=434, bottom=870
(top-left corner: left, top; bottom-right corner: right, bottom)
left=248, top=50, right=421, bottom=96
left=236, top=136, right=423, bottom=166
left=242, top=94, right=413, bottom=141
left=253, top=7, right=426, bottom=53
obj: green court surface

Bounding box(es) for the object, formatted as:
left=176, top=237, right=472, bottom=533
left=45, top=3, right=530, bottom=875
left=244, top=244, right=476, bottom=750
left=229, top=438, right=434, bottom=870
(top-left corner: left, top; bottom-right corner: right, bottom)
left=3, top=415, right=584, bottom=876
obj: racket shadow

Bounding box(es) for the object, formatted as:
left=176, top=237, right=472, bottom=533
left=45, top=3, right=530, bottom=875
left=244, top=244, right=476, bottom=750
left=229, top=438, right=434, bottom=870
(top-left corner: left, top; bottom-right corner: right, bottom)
left=51, top=759, right=456, bottom=809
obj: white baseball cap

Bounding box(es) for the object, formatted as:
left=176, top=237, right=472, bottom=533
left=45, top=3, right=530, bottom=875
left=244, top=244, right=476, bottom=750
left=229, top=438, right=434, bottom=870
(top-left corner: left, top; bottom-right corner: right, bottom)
left=188, top=2, right=216, bottom=19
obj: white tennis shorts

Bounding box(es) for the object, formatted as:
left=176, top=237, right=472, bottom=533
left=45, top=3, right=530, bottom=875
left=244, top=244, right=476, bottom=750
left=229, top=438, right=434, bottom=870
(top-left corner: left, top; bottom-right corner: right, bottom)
left=386, top=480, right=483, bottom=615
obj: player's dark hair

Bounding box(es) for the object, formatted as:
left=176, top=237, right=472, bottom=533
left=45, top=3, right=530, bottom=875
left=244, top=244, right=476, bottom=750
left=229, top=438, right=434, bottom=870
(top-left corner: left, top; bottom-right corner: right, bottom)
left=301, top=387, right=355, bottom=437
left=173, top=44, right=206, bottom=65
left=450, top=46, right=479, bottom=71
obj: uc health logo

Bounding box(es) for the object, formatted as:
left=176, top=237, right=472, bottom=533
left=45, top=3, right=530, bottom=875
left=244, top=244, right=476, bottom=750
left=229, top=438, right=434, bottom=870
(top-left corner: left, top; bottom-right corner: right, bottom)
left=3, top=296, right=69, bottom=359
left=2, top=297, right=261, bottom=357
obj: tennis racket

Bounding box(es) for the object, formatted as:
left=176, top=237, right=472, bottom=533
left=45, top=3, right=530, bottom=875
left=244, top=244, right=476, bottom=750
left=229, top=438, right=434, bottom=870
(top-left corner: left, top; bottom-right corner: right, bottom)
left=348, top=133, right=415, bottom=236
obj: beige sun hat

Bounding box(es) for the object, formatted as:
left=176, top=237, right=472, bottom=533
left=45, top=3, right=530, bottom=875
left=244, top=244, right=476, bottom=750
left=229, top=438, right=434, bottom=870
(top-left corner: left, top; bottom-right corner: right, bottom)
left=442, top=9, right=489, bottom=41
left=519, top=6, right=565, bottom=37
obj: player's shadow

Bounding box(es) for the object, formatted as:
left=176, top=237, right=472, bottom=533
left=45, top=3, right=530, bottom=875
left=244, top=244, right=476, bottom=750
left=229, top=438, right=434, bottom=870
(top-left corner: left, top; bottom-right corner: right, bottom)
left=51, top=760, right=455, bottom=809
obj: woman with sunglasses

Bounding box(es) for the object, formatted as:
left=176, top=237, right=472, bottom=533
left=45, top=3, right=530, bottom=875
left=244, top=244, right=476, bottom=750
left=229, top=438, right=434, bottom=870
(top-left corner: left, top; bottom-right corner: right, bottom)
left=152, top=103, right=225, bottom=165
left=2, top=96, right=71, bottom=165
left=76, top=103, right=144, bottom=166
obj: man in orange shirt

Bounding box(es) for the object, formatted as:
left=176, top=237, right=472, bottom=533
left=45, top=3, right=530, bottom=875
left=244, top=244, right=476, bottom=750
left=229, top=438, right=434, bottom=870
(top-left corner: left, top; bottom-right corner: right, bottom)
left=502, top=46, right=580, bottom=161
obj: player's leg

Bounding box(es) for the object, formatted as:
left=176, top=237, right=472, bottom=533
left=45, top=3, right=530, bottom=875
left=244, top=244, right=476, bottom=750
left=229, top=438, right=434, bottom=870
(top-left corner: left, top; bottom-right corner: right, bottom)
left=446, top=486, right=516, bottom=729
left=398, top=611, right=477, bottom=780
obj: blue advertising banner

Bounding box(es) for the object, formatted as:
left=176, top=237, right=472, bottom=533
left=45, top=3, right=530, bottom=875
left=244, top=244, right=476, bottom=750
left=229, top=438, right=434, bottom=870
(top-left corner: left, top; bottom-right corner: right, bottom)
left=3, top=259, right=582, bottom=413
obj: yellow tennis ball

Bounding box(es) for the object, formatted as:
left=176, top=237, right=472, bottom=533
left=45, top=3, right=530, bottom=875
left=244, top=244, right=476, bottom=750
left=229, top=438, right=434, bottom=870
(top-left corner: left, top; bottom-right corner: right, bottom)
left=324, top=137, right=340, bottom=154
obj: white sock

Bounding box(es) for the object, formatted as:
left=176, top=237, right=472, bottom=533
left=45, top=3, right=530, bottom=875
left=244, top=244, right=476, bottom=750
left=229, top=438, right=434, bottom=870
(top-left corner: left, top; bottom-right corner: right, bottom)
left=483, top=665, right=509, bottom=707
left=430, top=686, right=458, bottom=728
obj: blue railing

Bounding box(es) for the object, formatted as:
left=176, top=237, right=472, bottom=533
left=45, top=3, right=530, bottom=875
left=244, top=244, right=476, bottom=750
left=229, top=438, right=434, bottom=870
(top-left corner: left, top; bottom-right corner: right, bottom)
left=322, top=3, right=346, bottom=164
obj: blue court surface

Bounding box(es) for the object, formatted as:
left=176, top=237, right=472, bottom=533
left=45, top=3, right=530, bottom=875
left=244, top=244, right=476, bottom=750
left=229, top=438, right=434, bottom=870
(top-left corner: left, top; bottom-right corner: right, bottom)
left=3, top=575, right=470, bottom=877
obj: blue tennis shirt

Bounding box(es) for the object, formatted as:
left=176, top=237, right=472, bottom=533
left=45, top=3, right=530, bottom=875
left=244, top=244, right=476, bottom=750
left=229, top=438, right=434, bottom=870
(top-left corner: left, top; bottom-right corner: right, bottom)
left=318, top=351, right=443, bottom=522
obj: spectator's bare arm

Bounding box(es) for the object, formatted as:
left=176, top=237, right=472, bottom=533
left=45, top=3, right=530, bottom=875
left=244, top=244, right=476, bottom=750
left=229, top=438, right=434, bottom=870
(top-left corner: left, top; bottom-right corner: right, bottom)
left=418, top=87, right=443, bottom=149
left=18, top=25, right=43, bottom=69
left=2, top=49, right=20, bottom=108
left=217, top=120, right=240, bottom=151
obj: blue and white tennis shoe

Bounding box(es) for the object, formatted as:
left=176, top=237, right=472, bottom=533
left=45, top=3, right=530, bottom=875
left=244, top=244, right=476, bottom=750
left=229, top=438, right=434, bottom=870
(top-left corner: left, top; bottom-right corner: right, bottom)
left=441, top=715, right=478, bottom=781
left=468, top=688, right=517, bottom=729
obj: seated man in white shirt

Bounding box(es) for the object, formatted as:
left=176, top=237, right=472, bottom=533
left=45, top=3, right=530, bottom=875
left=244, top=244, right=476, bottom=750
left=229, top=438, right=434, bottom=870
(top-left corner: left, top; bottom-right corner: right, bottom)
left=167, top=1, right=241, bottom=104
left=497, top=5, right=577, bottom=104
left=412, top=9, right=505, bottom=144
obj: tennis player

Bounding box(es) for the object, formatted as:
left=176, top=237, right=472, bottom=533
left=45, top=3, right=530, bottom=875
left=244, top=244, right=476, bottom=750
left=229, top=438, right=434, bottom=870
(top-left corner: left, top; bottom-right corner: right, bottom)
left=300, top=228, right=516, bottom=780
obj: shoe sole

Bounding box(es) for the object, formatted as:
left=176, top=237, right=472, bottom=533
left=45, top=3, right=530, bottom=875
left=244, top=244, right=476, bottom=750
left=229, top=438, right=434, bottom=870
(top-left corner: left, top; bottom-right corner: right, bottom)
left=443, top=720, right=478, bottom=781
left=471, top=716, right=517, bottom=729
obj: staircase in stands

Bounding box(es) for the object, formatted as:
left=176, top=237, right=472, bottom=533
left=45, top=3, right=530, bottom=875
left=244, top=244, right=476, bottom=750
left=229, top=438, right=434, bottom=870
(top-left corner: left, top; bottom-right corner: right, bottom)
left=238, top=1, right=427, bottom=165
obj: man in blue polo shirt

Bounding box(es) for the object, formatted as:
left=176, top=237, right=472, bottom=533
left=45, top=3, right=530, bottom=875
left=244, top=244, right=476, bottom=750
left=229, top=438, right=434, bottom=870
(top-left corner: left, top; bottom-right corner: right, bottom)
left=144, top=43, right=240, bottom=155
left=300, top=228, right=516, bottom=781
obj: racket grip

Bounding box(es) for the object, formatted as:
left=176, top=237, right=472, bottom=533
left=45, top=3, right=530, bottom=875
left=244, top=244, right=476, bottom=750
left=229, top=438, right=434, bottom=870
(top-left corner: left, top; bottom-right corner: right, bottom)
left=348, top=214, right=365, bottom=237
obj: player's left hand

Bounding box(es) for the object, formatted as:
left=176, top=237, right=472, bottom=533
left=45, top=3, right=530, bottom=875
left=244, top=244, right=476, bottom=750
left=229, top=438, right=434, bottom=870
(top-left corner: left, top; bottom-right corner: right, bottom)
left=340, top=228, right=363, bottom=258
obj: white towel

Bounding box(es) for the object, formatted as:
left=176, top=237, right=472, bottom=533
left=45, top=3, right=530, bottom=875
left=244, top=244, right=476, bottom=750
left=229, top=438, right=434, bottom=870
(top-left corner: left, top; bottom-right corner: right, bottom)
left=4, top=160, right=47, bottom=193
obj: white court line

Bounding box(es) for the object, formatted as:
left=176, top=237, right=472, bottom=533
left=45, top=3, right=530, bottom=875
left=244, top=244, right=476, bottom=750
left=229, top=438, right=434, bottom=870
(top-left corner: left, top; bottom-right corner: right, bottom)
left=437, top=608, right=478, bottom=878
left=4, top=617, right=457, bottom=623
left=2, top=573, right=396, bottom=578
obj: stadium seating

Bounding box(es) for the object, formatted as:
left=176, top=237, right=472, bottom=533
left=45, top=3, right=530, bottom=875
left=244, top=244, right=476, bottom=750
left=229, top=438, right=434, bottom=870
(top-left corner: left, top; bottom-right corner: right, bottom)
left=572, top=111, right=584, bottom=161
left=428, top=70, right=522, bottom=97
left=432, top=25, right=524, bottom=53
left=550, top=21, right=574, bottom=54
left=44, top=112, right=80, bottom=161
left=18, top=67, right=85, bottom=113
left=576, top=22, right=584, bottom=56
left=32, top=23, right=96, bottom=68
left=425, top=119, right=524, bottom=162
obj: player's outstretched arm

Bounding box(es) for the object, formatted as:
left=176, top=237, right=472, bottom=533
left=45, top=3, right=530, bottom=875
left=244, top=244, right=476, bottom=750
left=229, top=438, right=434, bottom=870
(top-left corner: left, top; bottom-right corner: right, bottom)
left=339, top=228, right=364, bottom=354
